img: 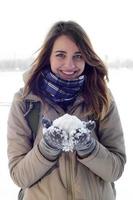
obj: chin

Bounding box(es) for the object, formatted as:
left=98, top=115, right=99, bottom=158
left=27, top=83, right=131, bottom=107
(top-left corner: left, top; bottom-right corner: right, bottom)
left=61, top=75, right=77, bottom=80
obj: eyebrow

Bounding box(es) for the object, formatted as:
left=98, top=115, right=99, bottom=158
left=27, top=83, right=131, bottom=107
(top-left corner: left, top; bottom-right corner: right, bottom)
left=54, top=50, right=66, bottom=54
left=54, top=50, right=81, bottom=54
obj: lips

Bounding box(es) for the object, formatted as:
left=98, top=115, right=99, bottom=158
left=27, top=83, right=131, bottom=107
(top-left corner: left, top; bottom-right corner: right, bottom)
left=62, top=71, right=75, bottom=75
left=59, top=70, right=77, bottom=80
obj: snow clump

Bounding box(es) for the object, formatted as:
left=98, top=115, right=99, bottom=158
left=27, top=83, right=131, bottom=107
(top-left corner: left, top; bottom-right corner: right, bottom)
left=53, top=114, right=87, bottom=152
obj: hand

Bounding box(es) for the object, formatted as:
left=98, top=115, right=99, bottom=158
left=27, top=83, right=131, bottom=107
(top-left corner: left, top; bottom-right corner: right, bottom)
left=42, top=116, right=66, bottom=150
left=72, top=127, right=91, bottom=151
left=39, top=125, right=68, bottom=161
left=39, top=117, right=68, bottom=161
left=44, top=125, right=68, bottom=150
left=72, top=120, right=96, bottom=156
left=41, top=116, right=72, bottom=152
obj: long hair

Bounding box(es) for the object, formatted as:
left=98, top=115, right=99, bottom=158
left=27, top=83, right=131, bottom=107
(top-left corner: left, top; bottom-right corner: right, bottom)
left=23, top=20, right=110, bottom=119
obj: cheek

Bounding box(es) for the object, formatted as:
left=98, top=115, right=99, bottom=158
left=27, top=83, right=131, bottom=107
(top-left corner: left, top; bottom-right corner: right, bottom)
left=50, top=58, right=58, bottom=73
left=79, top=62, right=85, bottom=73
left=50, top=65, right=57, bottom=74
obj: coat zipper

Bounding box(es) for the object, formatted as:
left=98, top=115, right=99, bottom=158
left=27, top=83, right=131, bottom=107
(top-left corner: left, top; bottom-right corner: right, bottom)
left=66, top=152, right=75, bottom=200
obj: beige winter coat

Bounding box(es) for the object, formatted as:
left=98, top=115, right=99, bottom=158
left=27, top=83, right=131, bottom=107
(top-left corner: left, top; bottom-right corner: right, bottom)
left=7, top=88, right=126, bottom=200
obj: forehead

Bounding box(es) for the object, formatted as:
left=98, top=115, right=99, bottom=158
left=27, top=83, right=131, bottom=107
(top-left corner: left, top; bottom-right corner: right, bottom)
left=52, top=35, right=80, bottom=52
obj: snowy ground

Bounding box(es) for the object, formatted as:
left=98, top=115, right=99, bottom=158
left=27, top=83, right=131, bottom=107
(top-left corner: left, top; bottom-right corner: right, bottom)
left=0, top=69, right=132, bottom=199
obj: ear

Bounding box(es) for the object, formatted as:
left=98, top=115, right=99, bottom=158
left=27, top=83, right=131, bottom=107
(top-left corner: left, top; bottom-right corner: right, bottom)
left=85, top=120, right=96, bottom=131
left=42, top=116, right=52, bottom=128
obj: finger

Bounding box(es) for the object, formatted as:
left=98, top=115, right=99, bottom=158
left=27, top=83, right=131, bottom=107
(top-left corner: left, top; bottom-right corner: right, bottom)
left=86, top=120, right=96, bottom=131
left=42, top=116, right=52, bottom=128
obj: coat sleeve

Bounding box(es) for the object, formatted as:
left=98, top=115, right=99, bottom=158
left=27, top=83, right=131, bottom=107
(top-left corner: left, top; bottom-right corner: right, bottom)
left=78, top=97, right=126, bottom=182
left=7, top=92, right=57, bottom=189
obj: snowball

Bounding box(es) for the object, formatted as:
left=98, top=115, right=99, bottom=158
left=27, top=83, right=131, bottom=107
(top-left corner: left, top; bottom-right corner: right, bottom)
left=48, top=114, right=94, bottom=152
left=53, top=114, right=84, bottom=135
left=52, top=114, right=87, bottom=152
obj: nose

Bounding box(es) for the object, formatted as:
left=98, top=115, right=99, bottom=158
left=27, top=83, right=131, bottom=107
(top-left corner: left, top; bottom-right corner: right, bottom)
left=65, top=58, right=75, bottom=70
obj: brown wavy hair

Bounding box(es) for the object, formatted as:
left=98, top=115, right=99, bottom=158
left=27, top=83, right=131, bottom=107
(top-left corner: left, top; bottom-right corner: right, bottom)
left=23, top=21, right=110, bottom=119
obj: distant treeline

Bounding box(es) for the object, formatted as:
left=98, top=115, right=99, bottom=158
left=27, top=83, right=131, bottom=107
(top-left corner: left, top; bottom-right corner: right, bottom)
left=0, top=57, right=33, bottom=71
left=0, top=57, right=133, bottom=71
left=108, top=59, right=133, bottom=69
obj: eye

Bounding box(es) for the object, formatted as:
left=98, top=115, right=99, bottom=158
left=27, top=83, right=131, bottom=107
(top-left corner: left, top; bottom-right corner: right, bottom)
left=56, top=53, right=65, bottom=59
left=74, top=54, right=83, bottom=60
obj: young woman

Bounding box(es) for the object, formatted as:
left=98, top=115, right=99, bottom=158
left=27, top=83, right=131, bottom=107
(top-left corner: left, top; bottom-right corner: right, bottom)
left=7, top=21, right=126, bottom=200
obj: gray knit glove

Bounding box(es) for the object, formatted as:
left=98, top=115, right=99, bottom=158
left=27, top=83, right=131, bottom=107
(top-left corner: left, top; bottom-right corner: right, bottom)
left=72, top=120, right=96, bottom=158
left=39, top=117, right=68, bottom=161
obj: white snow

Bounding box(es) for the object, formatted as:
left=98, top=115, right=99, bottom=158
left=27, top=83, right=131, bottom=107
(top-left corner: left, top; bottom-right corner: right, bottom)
left=53, top=114, right=83, bottom=134
left=53, top=114, right=92, bottom=151
left=52, top=114, right=84, bottom=151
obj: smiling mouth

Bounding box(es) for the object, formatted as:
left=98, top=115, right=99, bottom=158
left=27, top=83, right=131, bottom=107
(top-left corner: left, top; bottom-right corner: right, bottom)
left=62, top=71, right=75, bottom=75
left=57, top=70, right=79, bottom=80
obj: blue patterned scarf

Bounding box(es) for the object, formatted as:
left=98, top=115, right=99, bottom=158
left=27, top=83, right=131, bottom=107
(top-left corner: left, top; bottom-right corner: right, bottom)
left=38, top=69, right=85, bottom=108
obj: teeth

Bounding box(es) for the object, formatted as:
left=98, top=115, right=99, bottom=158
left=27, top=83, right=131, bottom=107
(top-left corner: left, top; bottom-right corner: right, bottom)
left=62, top=71, right=74, bottom=75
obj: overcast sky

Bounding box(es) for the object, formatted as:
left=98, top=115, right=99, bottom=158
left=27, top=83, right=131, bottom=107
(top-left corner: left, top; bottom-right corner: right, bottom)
left=0, top=0, right=132, bottom=61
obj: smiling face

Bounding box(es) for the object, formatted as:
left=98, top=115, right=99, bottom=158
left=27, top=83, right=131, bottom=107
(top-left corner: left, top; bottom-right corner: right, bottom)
left=50, top=35, right=85, bottom=80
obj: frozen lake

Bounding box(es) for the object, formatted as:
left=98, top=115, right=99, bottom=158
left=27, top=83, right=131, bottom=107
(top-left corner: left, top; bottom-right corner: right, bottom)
left=0, top=69, right=132, bottom=199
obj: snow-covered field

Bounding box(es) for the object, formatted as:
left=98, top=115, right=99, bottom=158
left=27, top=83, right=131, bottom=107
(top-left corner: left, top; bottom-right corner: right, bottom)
left=0, top=69, right=132, bottom=199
